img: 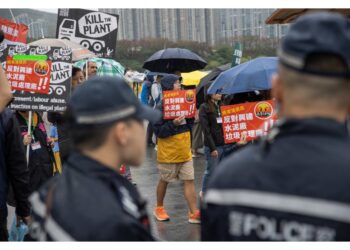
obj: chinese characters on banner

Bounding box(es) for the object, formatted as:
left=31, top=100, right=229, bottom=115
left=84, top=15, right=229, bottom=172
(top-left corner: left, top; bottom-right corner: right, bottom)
left=6, top=57, right=51, bottom=94
left=0, top=17, right=28, bottom=44
left=220, top=100, right=277, bottom=143
left=163, top=90, right=196, bottom=120
left=0, top=45, right=72, bottom=112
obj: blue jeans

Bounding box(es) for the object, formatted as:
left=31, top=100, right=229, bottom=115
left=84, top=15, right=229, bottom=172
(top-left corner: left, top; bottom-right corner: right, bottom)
left=201, top=146, right=224, bottom=193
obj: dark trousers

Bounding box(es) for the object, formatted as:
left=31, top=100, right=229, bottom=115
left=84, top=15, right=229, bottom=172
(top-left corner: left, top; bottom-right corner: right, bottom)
left=0, top=216, right=8, bottom=241
left=147, top=123, right=154, bottom=145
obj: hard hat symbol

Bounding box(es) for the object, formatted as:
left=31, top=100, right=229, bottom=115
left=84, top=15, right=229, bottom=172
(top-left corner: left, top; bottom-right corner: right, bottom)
left=34, top=61, right=49, bottom=76
left=254, top=101, right=273, bottom=120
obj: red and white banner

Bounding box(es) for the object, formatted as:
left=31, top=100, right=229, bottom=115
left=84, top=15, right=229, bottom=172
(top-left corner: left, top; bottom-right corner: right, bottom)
left=6, top=57, right=51, bottom=94
left=0, top=17, right=28, bottom=44
left=163, top=90, right=196, bottom=120
left=221, top=100, right=277, bottom=143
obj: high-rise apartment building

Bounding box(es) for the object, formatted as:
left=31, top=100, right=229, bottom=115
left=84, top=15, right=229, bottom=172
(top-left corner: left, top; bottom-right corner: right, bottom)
left=100, top=8, right=288, bottom=46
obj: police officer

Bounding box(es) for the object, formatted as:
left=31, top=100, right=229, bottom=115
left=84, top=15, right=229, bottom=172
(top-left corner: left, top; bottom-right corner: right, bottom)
left=201, top=12, right=350, bottom=241
left=29, top=76, right=161, bottom=241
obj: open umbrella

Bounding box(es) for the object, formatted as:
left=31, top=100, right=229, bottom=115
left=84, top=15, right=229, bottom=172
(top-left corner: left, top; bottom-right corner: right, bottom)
left=196, top=64, right=231, bottom=107
left=75, top=58, right=125, bottom=77
left=143, top=48, right=207, bottom=73
left=207, top=57, right=278, bottom=95
left=181, top=70, right=209, bottom=86
left=29, top=38, right=96, bottom=62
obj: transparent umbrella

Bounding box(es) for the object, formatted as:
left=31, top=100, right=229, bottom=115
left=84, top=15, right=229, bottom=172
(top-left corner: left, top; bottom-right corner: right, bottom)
left=29, top=38, right=96, bottom=62
left=75, top=58, right=125, bottom=77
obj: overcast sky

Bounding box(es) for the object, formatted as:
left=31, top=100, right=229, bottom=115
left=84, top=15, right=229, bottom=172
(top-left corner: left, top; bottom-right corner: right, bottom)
left=37, top=9, right=57, bottom=13
left=37, top=8, right=98, bottom=14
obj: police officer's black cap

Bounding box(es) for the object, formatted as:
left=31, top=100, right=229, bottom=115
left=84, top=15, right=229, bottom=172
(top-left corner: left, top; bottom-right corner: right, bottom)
left=278, top=12, right=350, bottom=77
left=68, top=76, right=161, bottom=125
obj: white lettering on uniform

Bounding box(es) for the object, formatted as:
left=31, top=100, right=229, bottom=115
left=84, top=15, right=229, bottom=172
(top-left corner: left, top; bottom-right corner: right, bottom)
left=301, top=223, right=315, bottom=241
left=243, top=213, right=257, bottom=236
left=316, top=227, right=336, bottom=241
left=229, top=212, right=243, bottom=237
left=283, top=221, right=302, bottom=241
left=229, top=211, right=336, bottom=241
left=256, top=216, right=274, bottom=239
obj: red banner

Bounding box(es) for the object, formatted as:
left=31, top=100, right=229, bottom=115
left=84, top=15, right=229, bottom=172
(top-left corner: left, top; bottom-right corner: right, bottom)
left=163, top=89, right=196, bottom=120
left=220, top=100, right=277, bottom=143
left=0, top=17, right=28, bottom=44
left=6, top=57, right=51, bottom=94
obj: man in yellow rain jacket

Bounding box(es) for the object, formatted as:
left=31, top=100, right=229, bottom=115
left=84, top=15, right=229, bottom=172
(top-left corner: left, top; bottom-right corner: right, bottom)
left=153, top=74, right=200, bottom=224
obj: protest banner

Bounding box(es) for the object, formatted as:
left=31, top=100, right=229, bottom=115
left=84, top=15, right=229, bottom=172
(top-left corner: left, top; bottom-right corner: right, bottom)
left=0, top=17, right=28, bottom=45
left=0, top=44, right=72, bottom=112
left=56, top=9, right=119, bottom=58
left=6, top=56, right=51, bottom=94
left=220, top=100, right=277, bottom=143
left=163, top=89, right=196, bottom=120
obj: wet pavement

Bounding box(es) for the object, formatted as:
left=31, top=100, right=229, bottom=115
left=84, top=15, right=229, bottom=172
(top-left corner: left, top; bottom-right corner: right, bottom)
left=131, top=145, right=206, bottom=241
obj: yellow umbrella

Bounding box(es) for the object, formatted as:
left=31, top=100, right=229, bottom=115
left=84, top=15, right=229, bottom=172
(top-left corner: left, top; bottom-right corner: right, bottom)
left=181, top=71, right=209, bottom=86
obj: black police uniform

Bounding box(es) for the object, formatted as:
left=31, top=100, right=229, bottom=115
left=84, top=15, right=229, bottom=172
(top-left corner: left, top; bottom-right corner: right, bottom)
left=201, top=118, right=350, bottom=241
left=29, top=152, right=154, bottom=241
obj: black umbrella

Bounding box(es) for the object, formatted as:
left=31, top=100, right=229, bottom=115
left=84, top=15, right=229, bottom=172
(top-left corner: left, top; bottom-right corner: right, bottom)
left=196, top=63, right=231, bottom=108
left=143, top=48, right=207, bottom=73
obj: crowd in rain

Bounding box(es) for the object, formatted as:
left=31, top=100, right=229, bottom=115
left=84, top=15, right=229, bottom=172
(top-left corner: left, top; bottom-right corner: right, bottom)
left=1, top=12, right=350, bottom=242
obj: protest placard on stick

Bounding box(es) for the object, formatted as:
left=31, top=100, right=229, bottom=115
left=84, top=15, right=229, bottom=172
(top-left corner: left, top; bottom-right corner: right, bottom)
left=163, top=89, right=196, bottom=120
left=221, top=100, right=277, bottom=143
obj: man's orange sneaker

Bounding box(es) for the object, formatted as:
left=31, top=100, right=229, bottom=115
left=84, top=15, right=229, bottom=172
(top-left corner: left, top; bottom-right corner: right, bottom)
left=188, top=210, right=201, bottom=224
left=153, top=206, right=170, bottom=221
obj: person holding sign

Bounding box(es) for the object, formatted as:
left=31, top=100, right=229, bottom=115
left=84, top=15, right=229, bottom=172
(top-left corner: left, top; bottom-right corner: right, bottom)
left=15, top=111, right=55, bottom=194
left=153, top=74, right=200, bottom=224
left=219, top=90, right=271, bottom=160
left=202, top=12, right=350, bottom=241
left=198, top=90, right=225, bottom=197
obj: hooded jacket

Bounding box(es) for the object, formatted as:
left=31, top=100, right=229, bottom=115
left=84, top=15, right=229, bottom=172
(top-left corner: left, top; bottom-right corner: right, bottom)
left=153, top=75, right=194, bottom=163
left=159, top=74, right=180, bottom=91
